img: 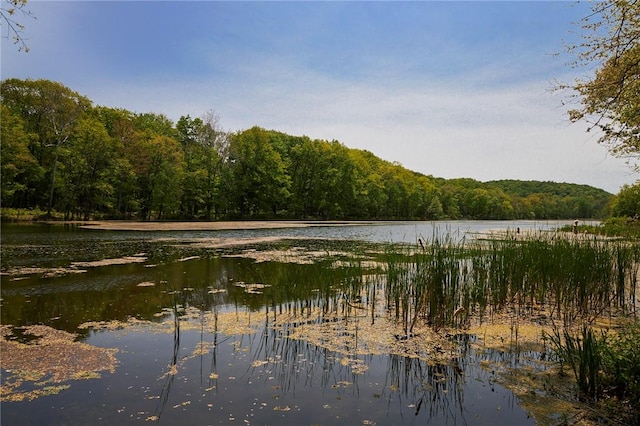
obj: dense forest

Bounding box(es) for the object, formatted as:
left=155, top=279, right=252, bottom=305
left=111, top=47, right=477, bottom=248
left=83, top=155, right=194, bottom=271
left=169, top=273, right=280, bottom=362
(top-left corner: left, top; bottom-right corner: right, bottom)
left=1, top=78, right=613, bottom=221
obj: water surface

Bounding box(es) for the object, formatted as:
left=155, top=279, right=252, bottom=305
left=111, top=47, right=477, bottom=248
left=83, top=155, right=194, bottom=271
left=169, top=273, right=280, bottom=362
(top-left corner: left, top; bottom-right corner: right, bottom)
left=1, top=221, right=566, bottom=425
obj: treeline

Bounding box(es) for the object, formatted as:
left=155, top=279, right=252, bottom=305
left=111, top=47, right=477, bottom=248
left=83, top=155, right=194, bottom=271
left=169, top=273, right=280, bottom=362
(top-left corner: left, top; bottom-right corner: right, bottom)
left=1, top=78, right=613, bottom=221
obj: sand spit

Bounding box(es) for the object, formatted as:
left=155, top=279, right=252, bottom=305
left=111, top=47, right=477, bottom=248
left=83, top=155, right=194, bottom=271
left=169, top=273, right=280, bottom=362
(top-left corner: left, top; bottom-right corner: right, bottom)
left=75, top=220, right=376, bottom=232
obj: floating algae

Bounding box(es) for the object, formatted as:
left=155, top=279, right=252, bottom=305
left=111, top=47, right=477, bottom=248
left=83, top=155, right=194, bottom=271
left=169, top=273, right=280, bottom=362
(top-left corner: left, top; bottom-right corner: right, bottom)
left=0, top=324, right=119, bottom=402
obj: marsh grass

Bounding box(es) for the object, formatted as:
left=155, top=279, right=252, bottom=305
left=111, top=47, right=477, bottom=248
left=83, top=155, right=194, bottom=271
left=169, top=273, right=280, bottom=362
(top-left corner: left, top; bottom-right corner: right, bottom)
left=384, top=235, right=472, bottom=335
left=171, top=234, right=638, bottom=414
left=367, top=230, right=640, bottom=419
left=547, top=318, right=640, bottom=421
left=548, top=325, right=604, bottom=399
left=381, top=232, right=639, bottom=331
left=372, top=232, right=640, bottom=418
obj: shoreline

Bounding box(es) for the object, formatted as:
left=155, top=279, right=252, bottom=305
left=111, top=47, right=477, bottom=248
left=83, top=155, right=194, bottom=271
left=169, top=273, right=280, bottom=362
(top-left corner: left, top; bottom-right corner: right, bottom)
left=2, top=218, right=590, bottom=233
left=55, top=220, right=380, bottom=232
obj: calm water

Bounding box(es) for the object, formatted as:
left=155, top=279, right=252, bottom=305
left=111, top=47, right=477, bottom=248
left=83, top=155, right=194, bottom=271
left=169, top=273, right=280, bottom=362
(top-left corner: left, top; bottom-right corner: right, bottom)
left=1, top=221, right=571, bottom=425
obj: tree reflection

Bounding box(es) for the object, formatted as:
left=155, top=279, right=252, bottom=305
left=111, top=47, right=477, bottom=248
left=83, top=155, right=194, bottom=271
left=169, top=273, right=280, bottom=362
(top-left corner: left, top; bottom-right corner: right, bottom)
left=153, top=284, right=181, bottom=420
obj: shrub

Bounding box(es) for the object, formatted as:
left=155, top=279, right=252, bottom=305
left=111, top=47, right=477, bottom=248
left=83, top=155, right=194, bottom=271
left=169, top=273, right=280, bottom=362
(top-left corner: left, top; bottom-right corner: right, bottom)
left=548, top=320, right=640, bottom=420
left=601, top=320, right=640, bottom=408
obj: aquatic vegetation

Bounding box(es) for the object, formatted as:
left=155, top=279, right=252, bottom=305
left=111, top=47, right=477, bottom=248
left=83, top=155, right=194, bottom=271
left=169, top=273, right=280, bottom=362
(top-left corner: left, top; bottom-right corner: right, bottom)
left=81, top=307, right=261, bottom=337
left=224, top=246, right=352, bottom=264
left=548, top=324, right=605, bottom=399
left=1, top=266, right=88, bottom=279
left=0, top=324, right=118, bottom=402
left=602, top=321, right=640, bottom=401
left=382, top=232, right=640, bottom=331
left=377, top=232, right=640, bottom=421
left=546, top=319, right=640, bottom=420
left=2, top=224, right=639, bottom=424
left=71, top=254, right=148, bottom=268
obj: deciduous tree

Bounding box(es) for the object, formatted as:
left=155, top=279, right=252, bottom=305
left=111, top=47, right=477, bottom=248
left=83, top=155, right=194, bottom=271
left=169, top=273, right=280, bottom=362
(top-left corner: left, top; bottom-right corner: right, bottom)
left=60, top=117, right=117, bottom=219
left=225, top=127, right=290, bottom=218
left=611, top=181, right=640, bottom=217
left=0, top=79, right=92, bottom=215
left=0, top=105, right=40, bottom=206
left=565, top=0, right=640, bottom=169
left=176, top=112, right=227, bottom=219
left=138, top=135, right=185, bottom=220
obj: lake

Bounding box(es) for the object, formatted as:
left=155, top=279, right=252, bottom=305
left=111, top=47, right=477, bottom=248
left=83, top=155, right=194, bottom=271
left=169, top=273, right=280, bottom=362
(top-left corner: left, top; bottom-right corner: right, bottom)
left=0, top=220, right=579, bottom=425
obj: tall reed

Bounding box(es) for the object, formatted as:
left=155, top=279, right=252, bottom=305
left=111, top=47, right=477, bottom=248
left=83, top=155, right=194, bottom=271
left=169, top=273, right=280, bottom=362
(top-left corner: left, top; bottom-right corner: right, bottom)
left=548, top=324, right=604, bottom=400
left=382, top=232, right=639, bottom=330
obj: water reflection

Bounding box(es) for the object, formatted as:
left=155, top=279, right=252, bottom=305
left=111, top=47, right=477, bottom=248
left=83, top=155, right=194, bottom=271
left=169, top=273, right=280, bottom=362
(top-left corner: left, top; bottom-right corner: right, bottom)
left=0, top=223, right=549, bottom=424
left=116, top=303, right=535, bottom=425
left=154, top=286, right=182, bottom=421
left=1, top=250, right=373, bottom=334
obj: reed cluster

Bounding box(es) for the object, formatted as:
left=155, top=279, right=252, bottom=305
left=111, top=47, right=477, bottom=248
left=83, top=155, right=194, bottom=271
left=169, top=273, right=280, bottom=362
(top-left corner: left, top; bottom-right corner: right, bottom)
left=380, top=231, right=640, bottom=413
left=383, top=232, right=640, bottom=331
left=548, top=325, right=604, bottom=398
left=548, top=320, right=640, bottom=416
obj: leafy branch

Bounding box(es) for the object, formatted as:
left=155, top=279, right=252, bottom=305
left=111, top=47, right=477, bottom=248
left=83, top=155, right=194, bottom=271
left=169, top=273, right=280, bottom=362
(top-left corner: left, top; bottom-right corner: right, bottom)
left=559, top=0, right=640, bottom=170
left=1, top=0, right=35, bottom=52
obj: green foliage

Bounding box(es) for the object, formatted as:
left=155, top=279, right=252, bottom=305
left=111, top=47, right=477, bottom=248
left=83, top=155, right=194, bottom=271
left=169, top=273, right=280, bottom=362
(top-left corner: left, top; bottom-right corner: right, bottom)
left=601, top=320, right=640, bottom=408
left=225, top=127, right=291, bottom=218
left=136, top=135, right=185, bottom=220
left=287, top=137, right=353, bottom=218
left=58, top=116, right=118, bottom=219
left=176, top=114, right=226, bottom=219
left=0, top=207, right=50, bottom=221
left=0, top=78, right=618, bottom=221
left=548, top=320, right=640, bottom=417
left=133, top=112, right=177, bottom=139
left=0, top=105, right=41, bottom=206
left=1, top=78, right=92, bottom=215
left=488, top=180, right=612, bottom=219
left=610, top=181, right=640, bottom=218
left=384, top=233, right=640, bottom=330
left=601, top=217, right=640, bottom=238
left=564, top=0, right=640, bottom=169
left=563, top=217, right=640, bottom=239
left=548, top=325, right=605, bottom=399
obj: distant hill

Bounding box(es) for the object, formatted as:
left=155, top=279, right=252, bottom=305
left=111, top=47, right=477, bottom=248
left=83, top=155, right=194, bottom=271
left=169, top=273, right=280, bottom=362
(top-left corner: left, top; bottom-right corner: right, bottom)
left=486, top=180, right=612, bottom=219
left=487, top=179, right=612, bottom=198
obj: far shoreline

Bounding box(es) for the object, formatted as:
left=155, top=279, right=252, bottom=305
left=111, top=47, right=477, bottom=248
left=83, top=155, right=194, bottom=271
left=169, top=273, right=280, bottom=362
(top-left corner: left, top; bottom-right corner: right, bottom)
left=47, top=220, right=384, bottom=232
left=1, top=218, right=595, bottom=232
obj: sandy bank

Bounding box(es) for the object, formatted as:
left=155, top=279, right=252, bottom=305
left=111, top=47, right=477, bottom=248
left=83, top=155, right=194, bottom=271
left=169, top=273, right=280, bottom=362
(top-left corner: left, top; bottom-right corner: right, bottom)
left=74, top=220, right=375, bottom=232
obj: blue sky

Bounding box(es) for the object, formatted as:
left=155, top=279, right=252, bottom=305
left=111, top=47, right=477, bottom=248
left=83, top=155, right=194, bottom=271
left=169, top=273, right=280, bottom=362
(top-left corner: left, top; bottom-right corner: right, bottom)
left=2, top=1, right=636, bottom=193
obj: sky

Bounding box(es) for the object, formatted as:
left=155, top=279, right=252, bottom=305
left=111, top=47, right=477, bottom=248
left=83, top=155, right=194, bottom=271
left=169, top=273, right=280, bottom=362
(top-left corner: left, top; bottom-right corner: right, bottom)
left=2, top=1, right=637, bottom=194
